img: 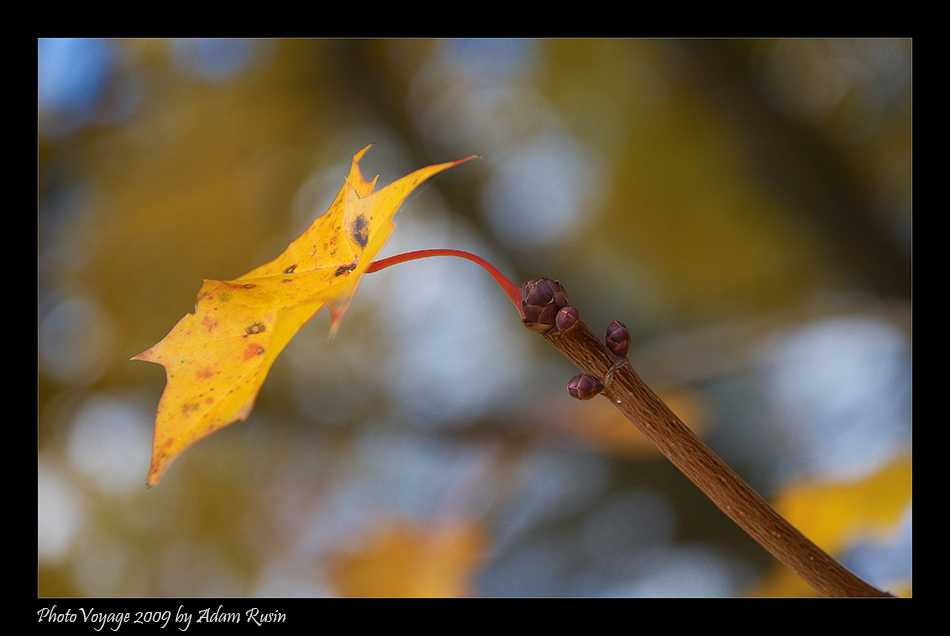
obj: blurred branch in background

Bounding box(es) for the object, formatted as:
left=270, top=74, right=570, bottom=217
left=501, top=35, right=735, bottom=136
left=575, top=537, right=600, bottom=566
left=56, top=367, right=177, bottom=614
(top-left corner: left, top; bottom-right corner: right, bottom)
left=679, top=39, right=910, bottom=301
left=39, top=38, right=910, bottom=597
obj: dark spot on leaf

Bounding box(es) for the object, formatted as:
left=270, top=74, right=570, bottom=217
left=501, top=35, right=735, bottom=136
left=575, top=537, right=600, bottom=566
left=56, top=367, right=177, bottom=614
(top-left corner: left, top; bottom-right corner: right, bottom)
left=246, top=322, right=266, bottom=335
left=202, top=315, right=219, bottom=332
left=283, top=264, right=297, bottom=274
left=243, top=284, right=256, bottom=289
left=350, top=214, right=369, bottom=249
left=335, top=262, right=358, bottom=277
left=181, top=402, right=199, bottom=416
left=244, top=343, right=265, bottom=359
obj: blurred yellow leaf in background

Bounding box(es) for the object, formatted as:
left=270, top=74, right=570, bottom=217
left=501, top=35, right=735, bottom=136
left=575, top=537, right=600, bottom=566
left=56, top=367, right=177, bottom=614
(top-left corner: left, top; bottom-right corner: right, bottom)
left=549, top=386, right=710, bottom=458
left=328, top=519, right=489, bottom=597
left=752, top=453, right=912, bottom=597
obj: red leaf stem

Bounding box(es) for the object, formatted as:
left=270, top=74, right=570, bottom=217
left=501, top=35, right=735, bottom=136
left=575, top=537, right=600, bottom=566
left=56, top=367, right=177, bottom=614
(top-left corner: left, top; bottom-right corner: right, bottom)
left=366, top=249, right=524, bottom=317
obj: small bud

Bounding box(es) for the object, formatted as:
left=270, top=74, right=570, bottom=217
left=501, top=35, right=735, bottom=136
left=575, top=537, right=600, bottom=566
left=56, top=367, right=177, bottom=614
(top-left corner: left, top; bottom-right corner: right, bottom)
left=567, top=374, right=603, bottom=400
left=521, top=278, right=569, bottom=333
left=604, top=320, right=631, bottom=358
left=556, top=306, right=580, bottom=333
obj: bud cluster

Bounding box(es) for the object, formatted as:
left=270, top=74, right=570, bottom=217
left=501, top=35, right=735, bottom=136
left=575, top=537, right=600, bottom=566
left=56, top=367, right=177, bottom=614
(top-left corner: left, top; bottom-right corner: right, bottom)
left=521, top=278, right=569, bottom=333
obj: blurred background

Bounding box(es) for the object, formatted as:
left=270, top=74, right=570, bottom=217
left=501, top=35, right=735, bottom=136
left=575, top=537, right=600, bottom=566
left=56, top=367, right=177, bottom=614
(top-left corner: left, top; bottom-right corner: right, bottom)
left=38, top=38, right=911, bottom=597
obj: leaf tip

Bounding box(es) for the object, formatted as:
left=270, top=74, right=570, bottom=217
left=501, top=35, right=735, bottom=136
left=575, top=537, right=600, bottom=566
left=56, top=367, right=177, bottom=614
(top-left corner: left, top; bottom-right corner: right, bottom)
left=451, top=154, right=482, bottom=170
left=353, top=143, right=376, bottom=163
left=146, top=456, right=170, bottom=488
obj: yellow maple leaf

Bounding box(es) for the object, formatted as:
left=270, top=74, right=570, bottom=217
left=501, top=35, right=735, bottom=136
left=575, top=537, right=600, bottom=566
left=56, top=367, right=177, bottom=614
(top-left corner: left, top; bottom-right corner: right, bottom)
left=134, top=145, right=477, bottom=487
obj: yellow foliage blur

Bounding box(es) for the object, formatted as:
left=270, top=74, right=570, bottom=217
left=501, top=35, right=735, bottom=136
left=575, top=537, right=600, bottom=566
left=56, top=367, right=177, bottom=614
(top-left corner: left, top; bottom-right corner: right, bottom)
left=328, top=519, right=489, bottom=597
left=551, top=386, right=710, bottom=458
left=752, top=454, right=912, bottom=597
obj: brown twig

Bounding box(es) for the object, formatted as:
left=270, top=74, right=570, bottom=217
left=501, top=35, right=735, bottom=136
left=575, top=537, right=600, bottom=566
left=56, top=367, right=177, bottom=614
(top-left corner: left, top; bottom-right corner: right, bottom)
left=368, top=254, right=896, bottom=596
left=521, top=278, right=895, bottom=598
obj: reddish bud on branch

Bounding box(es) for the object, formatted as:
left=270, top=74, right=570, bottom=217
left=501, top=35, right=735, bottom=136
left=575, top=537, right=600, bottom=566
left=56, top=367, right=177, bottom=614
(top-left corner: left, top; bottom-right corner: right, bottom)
left=521, top=278, right=569, bottom=333
left=567, top=374, right=604, bottom=400
left=556, top=306, right=580, bottom=333
left=604, top=320, right=631, bottom=358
